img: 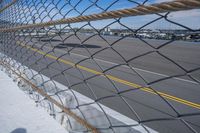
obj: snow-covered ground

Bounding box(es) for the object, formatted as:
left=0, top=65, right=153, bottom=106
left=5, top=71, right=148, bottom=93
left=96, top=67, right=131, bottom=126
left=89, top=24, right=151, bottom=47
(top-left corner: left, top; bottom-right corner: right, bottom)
left=0, top=70, right=68, bottom=133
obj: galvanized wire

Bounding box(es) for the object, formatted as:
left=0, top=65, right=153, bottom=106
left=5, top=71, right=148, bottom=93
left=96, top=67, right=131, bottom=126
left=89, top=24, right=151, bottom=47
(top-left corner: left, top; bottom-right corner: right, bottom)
left=0, top=0, right=200, bottom=133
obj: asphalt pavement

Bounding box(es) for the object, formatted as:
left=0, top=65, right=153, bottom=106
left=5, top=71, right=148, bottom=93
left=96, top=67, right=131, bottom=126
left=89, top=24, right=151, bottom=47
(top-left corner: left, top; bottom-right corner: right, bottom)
left=1, top=33, right=200, bottom=133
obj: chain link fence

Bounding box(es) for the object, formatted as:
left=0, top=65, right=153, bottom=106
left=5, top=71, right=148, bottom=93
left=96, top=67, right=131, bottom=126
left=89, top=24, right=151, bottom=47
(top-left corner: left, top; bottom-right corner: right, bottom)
left=0, top=0, right=200, bottom=133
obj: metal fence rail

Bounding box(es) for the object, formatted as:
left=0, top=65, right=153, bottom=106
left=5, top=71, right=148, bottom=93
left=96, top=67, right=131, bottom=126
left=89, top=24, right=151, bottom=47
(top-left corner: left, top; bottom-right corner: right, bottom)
left=0, top=0, right=200, bottom=133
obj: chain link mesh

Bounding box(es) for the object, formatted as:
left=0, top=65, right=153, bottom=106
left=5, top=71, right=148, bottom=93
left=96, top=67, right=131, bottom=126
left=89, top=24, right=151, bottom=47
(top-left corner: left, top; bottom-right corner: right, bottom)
left=0, top=0, right=200, bottom=133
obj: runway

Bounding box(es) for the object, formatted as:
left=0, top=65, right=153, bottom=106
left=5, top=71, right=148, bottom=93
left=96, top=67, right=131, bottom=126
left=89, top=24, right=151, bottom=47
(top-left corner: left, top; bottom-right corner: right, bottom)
left=2, top=33, right=200, bottom=133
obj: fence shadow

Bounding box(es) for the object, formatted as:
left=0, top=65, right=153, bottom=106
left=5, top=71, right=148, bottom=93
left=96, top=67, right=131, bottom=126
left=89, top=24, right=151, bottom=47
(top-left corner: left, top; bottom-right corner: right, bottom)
left=55, top=43, right=101, bottom=49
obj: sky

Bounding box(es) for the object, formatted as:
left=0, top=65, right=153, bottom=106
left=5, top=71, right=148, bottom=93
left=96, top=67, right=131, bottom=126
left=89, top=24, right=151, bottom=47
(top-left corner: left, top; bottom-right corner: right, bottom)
left=1, top=0, right=200, bottom=30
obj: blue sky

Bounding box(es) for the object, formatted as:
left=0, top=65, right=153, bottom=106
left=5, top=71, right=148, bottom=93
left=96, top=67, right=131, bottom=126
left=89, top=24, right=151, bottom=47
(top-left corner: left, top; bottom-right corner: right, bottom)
left=1, top=0, right=200, bottom=30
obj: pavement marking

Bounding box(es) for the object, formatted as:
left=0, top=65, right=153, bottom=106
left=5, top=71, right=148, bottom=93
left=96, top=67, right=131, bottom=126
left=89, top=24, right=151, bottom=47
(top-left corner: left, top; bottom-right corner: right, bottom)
left=37, top=43, right=198, bottom=85
left=28, top=68, right=158, bottom=133
left=70, top=51, right=198, bottom=84
left=17, top=41, right=200, bottom=110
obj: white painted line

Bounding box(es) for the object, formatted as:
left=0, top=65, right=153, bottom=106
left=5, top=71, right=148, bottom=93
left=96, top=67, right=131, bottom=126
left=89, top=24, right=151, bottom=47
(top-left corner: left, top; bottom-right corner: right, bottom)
left=69, top=52, right=198, bottom=85
left=30, top=68, right=158, bottom=133
left=21, top=42, right=199, bottom=85
left=0, top=54, right=157, bottom=133
left=39, top=43, right=198, bottom=84
left=56, top=81, right=158, bottom=133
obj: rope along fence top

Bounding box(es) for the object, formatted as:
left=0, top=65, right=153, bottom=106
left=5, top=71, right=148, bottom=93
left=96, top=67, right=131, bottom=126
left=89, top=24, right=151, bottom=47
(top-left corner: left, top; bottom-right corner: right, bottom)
left=0, top=0, right=200, bottom=133
left=0, top=0, right=200, bottom=32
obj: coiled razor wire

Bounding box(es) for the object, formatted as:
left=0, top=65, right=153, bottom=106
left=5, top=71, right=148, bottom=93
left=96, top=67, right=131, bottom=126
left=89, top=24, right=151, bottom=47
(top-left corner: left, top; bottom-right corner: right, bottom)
left=0, top=0, right=200, bottom=133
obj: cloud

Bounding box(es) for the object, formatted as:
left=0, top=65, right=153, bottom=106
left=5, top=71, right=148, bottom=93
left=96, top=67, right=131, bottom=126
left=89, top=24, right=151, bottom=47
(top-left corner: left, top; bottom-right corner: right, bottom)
left=169, top=9, right=200, bottom=18
left=167, top=9, right=200, bottom=29
left=150, top=1, right=200, bottom=29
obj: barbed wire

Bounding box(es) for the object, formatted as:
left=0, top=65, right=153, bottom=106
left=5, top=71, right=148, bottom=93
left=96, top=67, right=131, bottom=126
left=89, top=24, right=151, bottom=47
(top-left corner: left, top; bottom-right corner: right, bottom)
left=0, top=0, right=200, bottom=133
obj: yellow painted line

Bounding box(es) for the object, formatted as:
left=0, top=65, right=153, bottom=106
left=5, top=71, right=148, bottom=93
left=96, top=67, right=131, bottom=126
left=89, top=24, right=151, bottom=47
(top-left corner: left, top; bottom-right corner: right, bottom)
left=141, top=88, right=200, bottom=109
left=17, top=41, right=200, bottom=110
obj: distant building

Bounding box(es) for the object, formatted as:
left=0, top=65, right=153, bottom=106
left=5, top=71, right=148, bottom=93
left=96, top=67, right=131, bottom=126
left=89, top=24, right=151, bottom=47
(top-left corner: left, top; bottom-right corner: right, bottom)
left=102, top=27, right=112, bottom=35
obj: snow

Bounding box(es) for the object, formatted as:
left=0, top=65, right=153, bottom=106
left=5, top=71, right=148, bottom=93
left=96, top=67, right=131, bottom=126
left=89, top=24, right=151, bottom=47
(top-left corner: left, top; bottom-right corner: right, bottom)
left=0, top=70, right=68, bottom=133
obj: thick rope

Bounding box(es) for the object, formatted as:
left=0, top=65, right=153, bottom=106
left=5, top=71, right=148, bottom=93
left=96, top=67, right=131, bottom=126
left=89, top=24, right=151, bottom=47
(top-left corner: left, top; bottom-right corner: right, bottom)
left=0, top=0, right=17, bottom=13
left=0, top=61, right=99, bottom=133
left=0, top=0, right=200, bottom=32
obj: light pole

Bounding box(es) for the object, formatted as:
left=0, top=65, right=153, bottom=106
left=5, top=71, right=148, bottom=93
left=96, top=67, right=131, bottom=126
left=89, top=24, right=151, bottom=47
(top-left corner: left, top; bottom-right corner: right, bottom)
left=32, top=16, right=36, bottom=35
